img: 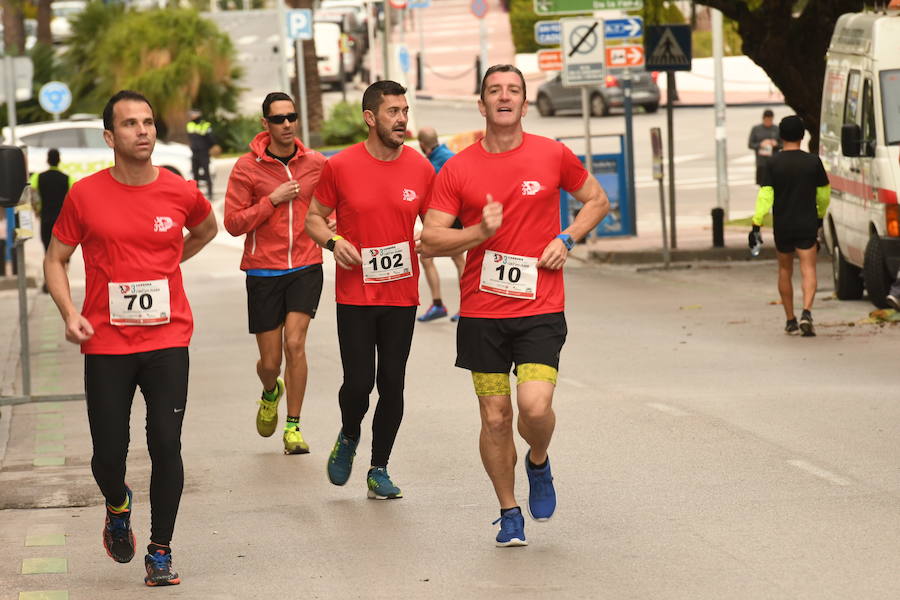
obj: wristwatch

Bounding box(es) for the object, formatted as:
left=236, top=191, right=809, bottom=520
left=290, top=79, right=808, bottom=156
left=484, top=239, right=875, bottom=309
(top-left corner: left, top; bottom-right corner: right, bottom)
left=556, top=233, right=575, bottom=251
left=325, top=235, right=343, bottom=252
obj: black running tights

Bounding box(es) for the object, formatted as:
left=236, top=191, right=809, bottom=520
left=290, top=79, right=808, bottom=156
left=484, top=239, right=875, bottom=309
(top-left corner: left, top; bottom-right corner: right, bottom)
left=336, top=304, right=415, bottom=468
left=84, top=347, right=189, bottom=546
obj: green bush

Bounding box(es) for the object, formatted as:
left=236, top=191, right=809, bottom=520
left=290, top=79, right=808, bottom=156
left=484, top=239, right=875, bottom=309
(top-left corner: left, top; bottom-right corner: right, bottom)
left=321, top=102, right=367, bottom=147
left=208, top=114, right=263, bottom=155
left=691, top=20, right=743, bottom=59
left=509, top=0, right=541, bottom=54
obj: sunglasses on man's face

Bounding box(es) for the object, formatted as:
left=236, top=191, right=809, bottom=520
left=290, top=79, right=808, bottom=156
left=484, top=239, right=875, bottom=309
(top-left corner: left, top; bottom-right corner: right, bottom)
left=266, top=112, right=298, bottom=124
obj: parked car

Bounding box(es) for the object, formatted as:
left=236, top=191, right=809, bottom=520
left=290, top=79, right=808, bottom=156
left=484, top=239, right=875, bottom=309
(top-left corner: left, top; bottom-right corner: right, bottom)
left=820, top=11, right=900, bottom=308
left=313, top=20, right=356, bottom=89
left=535, top=71, right=660, bottom=117
left=2, top=118, right=193, bottom=181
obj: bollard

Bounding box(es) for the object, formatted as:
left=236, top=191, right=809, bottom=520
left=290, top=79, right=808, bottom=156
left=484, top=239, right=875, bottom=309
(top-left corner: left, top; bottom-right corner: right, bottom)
left=711, top=207, right=725, bottom=248
left=474, top=56, right=482, bottom=95
left=416, top=52, right=423, bottom=91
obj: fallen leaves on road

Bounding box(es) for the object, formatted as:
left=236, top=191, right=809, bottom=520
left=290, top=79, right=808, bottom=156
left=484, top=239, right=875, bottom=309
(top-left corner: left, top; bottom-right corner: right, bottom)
left=680, top=304, right=702, bottom=310
left=862, top=309, right=900, bottom=324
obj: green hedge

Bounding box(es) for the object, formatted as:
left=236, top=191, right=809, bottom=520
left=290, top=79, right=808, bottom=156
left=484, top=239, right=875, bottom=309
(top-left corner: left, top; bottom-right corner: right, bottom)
left=321, top=101, right=368, bottom=146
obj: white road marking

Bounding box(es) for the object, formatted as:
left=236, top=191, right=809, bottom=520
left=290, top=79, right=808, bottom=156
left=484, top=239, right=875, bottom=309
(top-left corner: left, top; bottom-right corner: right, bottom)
left=236, top=35, right=258, bottom=45
left=557, top=376, right=587, bottom=389
left=787, top=459, right=852, bottom=486
left=646, top=402, right=689, bottom=417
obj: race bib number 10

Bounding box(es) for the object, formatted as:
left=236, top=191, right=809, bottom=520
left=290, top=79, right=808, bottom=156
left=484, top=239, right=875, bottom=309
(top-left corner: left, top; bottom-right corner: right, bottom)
left=108, top=279, right=171, bottom=326
left=362, top=242, right=413, bottom=284
left=480, top=250, right=538, bottom=300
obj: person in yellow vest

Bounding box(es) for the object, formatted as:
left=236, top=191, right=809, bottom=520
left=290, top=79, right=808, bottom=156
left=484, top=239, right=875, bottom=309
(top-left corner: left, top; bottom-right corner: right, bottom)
left=186, top=109, right=218, bottom=198
left=30, top=148, right=75, bottom=293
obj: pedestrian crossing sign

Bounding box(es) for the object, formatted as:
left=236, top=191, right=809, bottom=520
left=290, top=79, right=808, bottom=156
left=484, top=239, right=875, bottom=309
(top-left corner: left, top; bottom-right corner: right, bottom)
left=644, top=25, right=692, bottom=71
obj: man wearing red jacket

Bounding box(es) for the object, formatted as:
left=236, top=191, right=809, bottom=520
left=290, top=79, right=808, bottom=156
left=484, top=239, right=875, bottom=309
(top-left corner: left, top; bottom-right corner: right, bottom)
left=224, top=92, right=327, bottom=455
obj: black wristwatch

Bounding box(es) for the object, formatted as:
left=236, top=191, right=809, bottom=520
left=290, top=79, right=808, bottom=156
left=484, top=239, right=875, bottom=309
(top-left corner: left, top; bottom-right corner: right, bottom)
left=556, top=233, right=575, bottom=251
left=325, top=235, right=342, bottom=252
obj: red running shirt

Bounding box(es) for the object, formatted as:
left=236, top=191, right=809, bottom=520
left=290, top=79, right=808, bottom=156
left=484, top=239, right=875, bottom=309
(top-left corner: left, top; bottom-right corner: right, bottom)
left=53, top=168, right=211, bottom=355
left=314, top=142, right=434, bottom=306
left=428, top=133, right=588, bottom=318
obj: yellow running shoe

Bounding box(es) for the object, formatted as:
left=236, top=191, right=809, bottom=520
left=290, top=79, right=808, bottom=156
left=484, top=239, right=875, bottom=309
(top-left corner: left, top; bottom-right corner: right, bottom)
left=283, top=427, right=310, bottom=455
left=256, top=377, right=284, bottom=438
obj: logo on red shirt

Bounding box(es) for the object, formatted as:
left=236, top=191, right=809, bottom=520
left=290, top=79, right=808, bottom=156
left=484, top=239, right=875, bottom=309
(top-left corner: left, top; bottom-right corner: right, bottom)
left=402, top=189, right=417, bottom=202
left=521, top=181, right=542, bottom=196
left=119, top=284, right=131, bottom=294
left=154, top=216, right=175, bottom=232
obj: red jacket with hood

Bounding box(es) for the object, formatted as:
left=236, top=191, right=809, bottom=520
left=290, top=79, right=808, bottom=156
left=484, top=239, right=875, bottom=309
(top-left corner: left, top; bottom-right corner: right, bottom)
left=224, top=132, right=327, bottom=271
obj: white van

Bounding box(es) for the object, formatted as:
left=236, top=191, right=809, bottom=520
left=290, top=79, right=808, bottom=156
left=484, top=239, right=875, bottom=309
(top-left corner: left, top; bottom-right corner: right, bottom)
left=820, top=10, right=900, bottom=307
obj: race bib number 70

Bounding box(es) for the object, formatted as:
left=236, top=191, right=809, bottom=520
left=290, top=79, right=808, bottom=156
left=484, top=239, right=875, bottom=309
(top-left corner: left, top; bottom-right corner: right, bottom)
left=108, top=279, right=171, bottom=326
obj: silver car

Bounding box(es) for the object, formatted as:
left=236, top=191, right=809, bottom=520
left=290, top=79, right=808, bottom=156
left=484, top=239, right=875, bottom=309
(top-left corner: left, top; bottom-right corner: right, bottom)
left=535, top=71, right=661, bottom=117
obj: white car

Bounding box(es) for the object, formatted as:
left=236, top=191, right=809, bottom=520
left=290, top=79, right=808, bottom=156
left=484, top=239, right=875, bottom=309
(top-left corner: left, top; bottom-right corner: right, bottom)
left=51, top=0, right=87, bottom=43
left=2, top=119, right=193, bottom=181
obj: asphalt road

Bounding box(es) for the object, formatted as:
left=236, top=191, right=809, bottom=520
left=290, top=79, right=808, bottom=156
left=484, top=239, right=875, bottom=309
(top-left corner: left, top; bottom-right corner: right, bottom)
left=2, top=220, right=900, bottom=598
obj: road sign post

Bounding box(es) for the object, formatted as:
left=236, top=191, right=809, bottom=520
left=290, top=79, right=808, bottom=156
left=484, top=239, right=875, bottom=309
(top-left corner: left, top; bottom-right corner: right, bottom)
left=651, top=127, right=670, bottom=267
left=561, top=16, right=606, bottom=179
left=645, top=24, right=692, bottom=248
left=286, top=9, right=313, bottom=145
left=38, top=82, right=72, bottom=121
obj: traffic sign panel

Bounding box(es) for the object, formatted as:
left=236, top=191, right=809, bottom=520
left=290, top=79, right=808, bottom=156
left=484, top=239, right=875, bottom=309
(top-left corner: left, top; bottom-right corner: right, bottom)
left=560, top=17, right=605, bottom=87
left=38, top=81, right=71, bottom=115
left=388, top=0, right=407, bottom=8
left=534, top=20, right=561, bottom=46
left=606, top=45, right=643, bottom=69
left=644, top=25, right=692, bottom=71
left=604, top=17, right=642, bottom=39
left=470, top=0, right=488, bottom=18
left=285, top=9, right=312, bottom=40
left=534, top=0, right=642, bottom=16
left=408, top=0, right=430, bottom=7
left=537, top=49, right=563, bottom=71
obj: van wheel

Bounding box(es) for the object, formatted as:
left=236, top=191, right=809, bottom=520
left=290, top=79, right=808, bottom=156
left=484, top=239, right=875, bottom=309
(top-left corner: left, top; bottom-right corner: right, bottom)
left=644, top=102, right=659, bottom=113
left=536, top=94, right=555, bottom=117
left=863, top=235, right=892, bottom=308
left=832, top=242, right=863, bottom=300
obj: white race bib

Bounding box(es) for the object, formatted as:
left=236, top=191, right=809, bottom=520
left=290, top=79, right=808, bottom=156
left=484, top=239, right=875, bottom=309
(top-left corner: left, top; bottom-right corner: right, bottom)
left=479, top=250, right=538, bottom=300
left=108, top=279, right=171, bottom=326
left=362, top=242, right=413, bottom=284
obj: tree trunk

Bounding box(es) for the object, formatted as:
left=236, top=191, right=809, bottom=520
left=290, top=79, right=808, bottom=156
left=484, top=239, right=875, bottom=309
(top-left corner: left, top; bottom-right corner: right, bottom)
left=2, top=0, right=26, bottom=55
left=289, top=0, right=324, bottom=146
left=37, top=0, right=52, bottom=46
left=698, top=0, right=865, bottom=153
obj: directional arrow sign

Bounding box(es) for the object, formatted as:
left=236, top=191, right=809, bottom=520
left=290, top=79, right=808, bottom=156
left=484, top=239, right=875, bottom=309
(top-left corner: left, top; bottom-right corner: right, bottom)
left=534, top=0, right=643, bottom=15
left=604, top=17, right=642, bottom=39
left=537, top=49, right=563, bottom=71
left=606, top=45, right=644, bottom=69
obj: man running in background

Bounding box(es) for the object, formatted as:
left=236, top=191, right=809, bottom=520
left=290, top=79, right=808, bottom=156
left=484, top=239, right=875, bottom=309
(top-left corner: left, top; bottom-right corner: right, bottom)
left=30, top=148, right=74, bottom=293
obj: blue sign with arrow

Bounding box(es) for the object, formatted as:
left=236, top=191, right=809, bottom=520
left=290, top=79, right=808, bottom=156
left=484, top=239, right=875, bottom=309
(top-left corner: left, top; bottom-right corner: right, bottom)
left=604, top=17, right=642, bottom=39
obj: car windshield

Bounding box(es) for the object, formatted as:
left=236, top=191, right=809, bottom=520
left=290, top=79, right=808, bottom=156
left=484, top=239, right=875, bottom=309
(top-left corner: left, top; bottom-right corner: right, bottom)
left=881, top=69, right=900, bottom=145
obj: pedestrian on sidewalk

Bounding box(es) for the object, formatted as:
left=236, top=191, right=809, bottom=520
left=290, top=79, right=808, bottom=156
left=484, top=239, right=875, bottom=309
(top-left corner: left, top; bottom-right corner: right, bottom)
left=43, top=90, right=218, bottom=586
left=416, top=126, right=465, bottom=322
left=223, top=92, right=327, bottom=455
left=306, top=80, right=434, bottom=500
left=749, top=114, right=829, bottom=337
left=421, top=64, right=608, bottom=547
left=29, top=148, right=74, bottom=293
left=748, top=108, right=781, bottom=185
left=186, top=108, right=218, bottom=198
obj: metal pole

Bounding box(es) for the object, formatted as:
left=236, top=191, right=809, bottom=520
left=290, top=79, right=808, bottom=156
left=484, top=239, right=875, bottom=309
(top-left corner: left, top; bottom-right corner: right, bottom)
left=4, top=208, right=13, bottom=273
left=367, top=1, right=377, bottom=84
left=417, top=5, right=425, bottom=90
left=580, top=87, right=593, bottom=175
left=399, top=7, right=405, bottom=43
left=5, top=55, right=18, bottom=145
left=383, top=0, right=391, bottom=81
left=658, top=174, right=670, bottom=268
left=295, top=38, right=309, bottom=144
left=667, top=71, right=676, bottom=248
left=276, top=0, right=291, bottom=94
left=623, top=70, right=636, bottom=235
left=479, top=17, right=488, bottom=81
left=712, top=8, right=729, bottom=219
left=15, top=237, right=30, bottom=397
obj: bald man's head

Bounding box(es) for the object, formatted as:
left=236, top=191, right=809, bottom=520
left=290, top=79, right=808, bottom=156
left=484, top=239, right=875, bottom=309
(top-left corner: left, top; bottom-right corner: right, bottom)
left=418, top=127, right=439, bottom=155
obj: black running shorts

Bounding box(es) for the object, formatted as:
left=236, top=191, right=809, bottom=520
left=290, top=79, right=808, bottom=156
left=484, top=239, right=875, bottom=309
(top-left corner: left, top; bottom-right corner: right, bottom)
left=246, top=265, right=323, bottom=333
left=455, top=312, right=567, bottom=373
left=773, top=233, right=816, bottom=254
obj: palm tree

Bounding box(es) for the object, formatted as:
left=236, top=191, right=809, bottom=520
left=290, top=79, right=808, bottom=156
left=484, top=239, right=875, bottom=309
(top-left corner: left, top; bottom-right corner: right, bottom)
left=2, top=0, right=26, bottom=54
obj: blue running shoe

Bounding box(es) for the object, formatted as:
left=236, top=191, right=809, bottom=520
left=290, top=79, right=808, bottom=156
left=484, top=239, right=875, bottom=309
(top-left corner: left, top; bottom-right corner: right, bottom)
left=103, top=484, right=135, bottom=563
left=492, top=507, right=527, bottom=547
left=366, top=467, right=403, bottom=499
left=144, top=549, right=180, bottom=586
left=450, top=312, right=460, bottom=322
left=525, top=451, right=556, bottom=521
left=327, top=431, right=358, bottom=486
left=417, top=304, right=448, bottom=322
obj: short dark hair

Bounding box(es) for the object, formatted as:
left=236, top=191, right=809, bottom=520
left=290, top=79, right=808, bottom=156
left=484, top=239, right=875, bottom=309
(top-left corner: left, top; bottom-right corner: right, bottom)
left=480, top=64, right=527, bottom=101
left=262, top=92, right=295, bottom=117
left=102, top=90, right=153, bottom=131
left=779, top=115, right=805, bottom=142
left=763, top=108, right=774, bottom=118
left=47, top=148, right=60, bottom=167
left=362, top=81, right=407, bottom=114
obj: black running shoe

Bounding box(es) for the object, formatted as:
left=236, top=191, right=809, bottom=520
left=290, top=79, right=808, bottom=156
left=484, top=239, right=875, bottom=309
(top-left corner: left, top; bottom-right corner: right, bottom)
left=799, top=310, right=815, bottom=337
left=887, top=294, right=900, bottom=311
left=144, top=549, right=181, bottom=586
left=102, top=485, right=135, bottom=563
left=784, top=318, right=799, bottom=334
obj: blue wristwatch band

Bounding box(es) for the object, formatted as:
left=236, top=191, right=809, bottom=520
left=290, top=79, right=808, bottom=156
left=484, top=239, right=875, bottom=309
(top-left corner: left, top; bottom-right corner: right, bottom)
left=556, top=234, right=575, bottom=251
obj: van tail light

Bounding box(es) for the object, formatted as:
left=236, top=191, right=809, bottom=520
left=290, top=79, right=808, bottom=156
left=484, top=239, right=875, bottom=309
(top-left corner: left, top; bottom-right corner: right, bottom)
left=605, top=75, right=618, bottom=88
left=651, top=71, right=659, bottom=82
left=887, top=204, right=900, bottom=238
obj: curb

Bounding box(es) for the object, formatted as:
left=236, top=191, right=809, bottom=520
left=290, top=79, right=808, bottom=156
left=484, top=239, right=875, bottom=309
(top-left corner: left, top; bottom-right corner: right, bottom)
left=0, top=276, right=37, bottom=291
left=587, top=246, right=777, bottom=265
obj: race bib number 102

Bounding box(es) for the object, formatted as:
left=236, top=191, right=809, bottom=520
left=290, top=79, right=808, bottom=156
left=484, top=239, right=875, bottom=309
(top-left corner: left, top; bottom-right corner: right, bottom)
left=479, top=250, right=538, bottom=300
left=108, top=279, right=171, bottom=326
left=362, top=242, right=413, bottom=284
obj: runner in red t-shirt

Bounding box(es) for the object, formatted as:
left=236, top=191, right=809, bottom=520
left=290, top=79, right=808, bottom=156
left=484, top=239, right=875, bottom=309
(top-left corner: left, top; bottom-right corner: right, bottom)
left=421, top=65, right=609, bottom=547
left=306, top=81, right=434, bottom=500
left=44, top=91, right=217, bottom=586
